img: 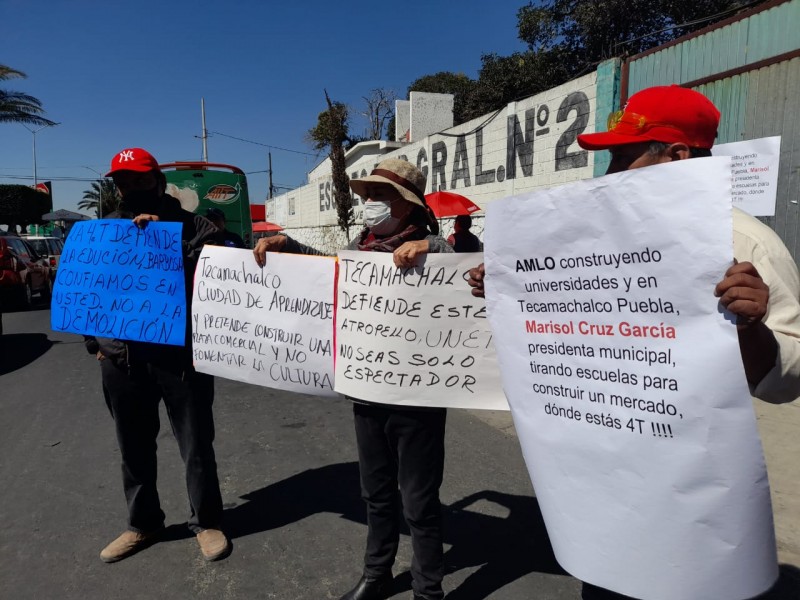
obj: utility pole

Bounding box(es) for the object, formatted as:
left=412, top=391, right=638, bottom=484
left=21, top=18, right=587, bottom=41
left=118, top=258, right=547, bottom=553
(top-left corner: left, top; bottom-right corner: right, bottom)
left=22, top=122, right=58, bottom=186
left=268, top=152, right=274, bottom=199
left=201, top=98, right=209, bottom=162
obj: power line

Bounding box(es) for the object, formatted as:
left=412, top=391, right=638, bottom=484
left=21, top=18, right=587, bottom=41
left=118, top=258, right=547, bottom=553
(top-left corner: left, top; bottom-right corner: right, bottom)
left=616, top=0, right=762, bottom=50
left=0, top=174, right=99, bottom=182
left=208, top=131, right=318, bottom=157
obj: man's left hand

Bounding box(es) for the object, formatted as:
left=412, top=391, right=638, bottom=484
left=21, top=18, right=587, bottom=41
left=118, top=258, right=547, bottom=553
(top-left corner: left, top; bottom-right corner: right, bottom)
left=393, top=240, right=429, bottom=268
left=133, top=214, right=159, bottom=228
left=715, top=261, right=769, bottom=329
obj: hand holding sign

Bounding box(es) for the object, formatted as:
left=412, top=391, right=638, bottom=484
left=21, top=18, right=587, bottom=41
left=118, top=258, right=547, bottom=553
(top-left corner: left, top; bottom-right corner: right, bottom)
left=714, top=261, right=770, bottom=328
left=334, top=251, right=506, bottom=410
left=192, top=246, right=336, bottom=396
left=51, top=219, right=186, bottom=346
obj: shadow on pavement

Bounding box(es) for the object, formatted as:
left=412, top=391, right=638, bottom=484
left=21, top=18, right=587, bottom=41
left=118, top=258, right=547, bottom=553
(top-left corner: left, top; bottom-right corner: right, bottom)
left=0, top=333, right=53, bottom=375
left=760, top=564, right=800, bottom=599
left=221, top=462, right=560, bottom=598
left=223, top=462, right=364, bottom=539
left=443, top=491, right=564, bottom=599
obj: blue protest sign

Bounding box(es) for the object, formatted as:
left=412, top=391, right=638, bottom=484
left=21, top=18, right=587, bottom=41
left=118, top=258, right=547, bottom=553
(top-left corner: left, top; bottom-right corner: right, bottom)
left=51, top=219, right=186, bottom=346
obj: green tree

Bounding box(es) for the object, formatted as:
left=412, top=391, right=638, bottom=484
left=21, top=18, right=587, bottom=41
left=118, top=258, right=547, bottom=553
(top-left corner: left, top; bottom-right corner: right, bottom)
left=307, top=91, right=355, bottom=239
left=407, top=1, right=761, bottom=121
left=463, top=51, right=570, bottom=121
left=79, top=179, right=119, bottom=217
left=306, top=95, right=364, bottom=152
left=0, top=65, right=56, bottom=126
left=517, top=0, right=754, bottom=69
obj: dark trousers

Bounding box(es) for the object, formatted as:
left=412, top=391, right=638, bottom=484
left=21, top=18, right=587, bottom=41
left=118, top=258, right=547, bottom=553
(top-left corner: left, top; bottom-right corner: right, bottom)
left=353, top=402, right=447, bottom=600
left=101, top=358, right=223, bottom=534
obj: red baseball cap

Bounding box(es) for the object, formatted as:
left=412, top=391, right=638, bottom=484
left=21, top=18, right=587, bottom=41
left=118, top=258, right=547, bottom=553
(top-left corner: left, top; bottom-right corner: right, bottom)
left=577, top=85, right=721, bottom=151
left=105, top=148, right=160, bottom=176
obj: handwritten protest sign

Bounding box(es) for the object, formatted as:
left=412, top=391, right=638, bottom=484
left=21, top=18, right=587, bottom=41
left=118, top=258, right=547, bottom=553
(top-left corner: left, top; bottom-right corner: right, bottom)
left=51, top=219, right=186, bottom=346
left=484, top=158, right=776, bottom=599
left=335, top=251, right=506, bottom=410
left=192, top=246, right=336, bottom=397
left=715, top=136, right=781, bottom=216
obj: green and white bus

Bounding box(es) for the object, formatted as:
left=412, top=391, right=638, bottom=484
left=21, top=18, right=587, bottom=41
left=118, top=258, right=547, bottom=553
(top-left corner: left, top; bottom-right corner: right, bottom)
left=160, top=162, right=254, bottom=248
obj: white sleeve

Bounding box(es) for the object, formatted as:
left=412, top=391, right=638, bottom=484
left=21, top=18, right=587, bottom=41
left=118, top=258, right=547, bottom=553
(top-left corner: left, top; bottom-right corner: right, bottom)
left=734, top=210, right=800, bottom=403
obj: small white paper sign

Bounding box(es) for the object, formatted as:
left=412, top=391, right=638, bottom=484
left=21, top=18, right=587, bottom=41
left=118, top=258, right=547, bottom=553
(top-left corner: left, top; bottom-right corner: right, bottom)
left=715, top=136, right=781, bottom=216
left=192, top=246, right=336, bottom=397
left=334, top=251, right=507, bottom=410
left=484, top=158, right=777, bottom=599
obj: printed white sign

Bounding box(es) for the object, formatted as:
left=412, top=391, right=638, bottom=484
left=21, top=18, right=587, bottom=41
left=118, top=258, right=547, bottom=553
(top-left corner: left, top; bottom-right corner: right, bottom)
left=484, top=158, right=777, bottom=599
left=192, top=246, right=336, bottom=397
left=334, top=251, right=507, bottom=410
left=715, top=136, right=781, bottom=216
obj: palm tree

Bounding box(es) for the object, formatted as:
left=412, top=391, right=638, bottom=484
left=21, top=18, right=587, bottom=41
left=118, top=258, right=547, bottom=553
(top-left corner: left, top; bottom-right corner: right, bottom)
left=80, top=179, right=120, bottom=217
left=0, top=65, right=56, bottom=126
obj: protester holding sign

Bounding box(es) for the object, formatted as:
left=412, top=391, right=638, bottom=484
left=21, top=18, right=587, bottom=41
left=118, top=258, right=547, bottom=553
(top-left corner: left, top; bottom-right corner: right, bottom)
left=254, top=158, right=452, bottom=600
left=472, top=86, right=800, bottom=599
left=576, top=86, right=800, bottom=405
left=84, top=148, right=230, bottom=564
left=471, top=86, right=800, bottom=401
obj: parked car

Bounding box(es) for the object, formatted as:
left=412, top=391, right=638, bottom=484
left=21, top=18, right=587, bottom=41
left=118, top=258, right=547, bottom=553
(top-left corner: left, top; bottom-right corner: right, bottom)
left=23, top=235, right=64, bottom=273
left=0, top=234, right=52, bottom=309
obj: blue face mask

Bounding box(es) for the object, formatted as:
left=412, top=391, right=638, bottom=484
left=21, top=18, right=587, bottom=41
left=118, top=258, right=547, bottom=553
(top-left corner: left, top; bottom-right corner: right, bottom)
left=364, top=200, right=401, bottom=235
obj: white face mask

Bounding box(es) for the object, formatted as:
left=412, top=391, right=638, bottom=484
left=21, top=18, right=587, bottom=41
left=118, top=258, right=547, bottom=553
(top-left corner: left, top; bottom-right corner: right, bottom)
left=364, top=200, right=401, bottom=235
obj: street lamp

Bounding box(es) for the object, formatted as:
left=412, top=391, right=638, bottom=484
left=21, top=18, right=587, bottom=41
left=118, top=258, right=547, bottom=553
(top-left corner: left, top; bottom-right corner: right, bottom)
left=21, top=122, right=59, bottom=187
left=82, top=166, right=106, bottom=218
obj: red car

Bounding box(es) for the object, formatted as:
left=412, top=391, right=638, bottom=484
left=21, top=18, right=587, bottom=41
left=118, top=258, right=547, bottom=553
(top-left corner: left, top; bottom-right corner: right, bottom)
left=0, top=234, right=52, bottom=309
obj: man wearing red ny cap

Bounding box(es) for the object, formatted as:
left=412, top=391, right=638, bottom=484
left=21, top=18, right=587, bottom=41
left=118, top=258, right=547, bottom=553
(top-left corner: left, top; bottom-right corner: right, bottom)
left=468, top=86, right=800, bottom=599
left=84, top=148, right=230, bottom=564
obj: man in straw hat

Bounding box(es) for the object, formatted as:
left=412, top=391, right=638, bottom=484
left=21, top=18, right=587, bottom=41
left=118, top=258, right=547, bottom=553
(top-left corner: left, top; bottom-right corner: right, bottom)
left=255, top=158, right=452, bottom=600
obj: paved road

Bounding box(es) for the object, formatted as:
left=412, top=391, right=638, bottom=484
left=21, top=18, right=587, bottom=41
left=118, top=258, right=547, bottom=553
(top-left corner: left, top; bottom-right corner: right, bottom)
left=0, top=308, right=797, bottom=599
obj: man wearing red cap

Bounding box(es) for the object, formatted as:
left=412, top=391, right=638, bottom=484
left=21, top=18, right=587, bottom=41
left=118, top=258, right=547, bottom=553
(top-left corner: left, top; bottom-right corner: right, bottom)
left=85, top=148, right=230, bottom=563
left=470, top=86, right=800, bottom=598
left=575, top=85, right=800, bottom=406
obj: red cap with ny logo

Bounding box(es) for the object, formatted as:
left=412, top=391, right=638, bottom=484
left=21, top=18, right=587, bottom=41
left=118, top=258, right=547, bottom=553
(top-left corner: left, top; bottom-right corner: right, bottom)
left=105, top=148, right=160, bottom=176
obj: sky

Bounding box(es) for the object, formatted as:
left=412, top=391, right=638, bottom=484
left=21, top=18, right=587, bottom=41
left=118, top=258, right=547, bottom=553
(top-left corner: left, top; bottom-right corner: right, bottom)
left=1, top=0, right=529, bottom=216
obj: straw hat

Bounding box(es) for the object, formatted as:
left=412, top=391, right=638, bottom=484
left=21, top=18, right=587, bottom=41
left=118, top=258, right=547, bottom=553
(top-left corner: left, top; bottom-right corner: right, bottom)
left=349, top=158, right=429, bottom=208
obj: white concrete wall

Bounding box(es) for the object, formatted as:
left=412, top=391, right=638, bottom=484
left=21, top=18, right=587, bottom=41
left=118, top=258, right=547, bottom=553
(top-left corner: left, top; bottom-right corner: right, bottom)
left=395, top=99, right=410, bottom=142
left=409, top=92, right=454, bottom=142
left=269, top=71, right=598, bottom=254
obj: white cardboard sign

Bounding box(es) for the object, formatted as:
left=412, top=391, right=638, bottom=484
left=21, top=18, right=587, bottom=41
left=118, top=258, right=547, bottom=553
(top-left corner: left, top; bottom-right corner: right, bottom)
left=715, top=136, right=781, bottom=217
left=334, top=251, right=507, bottom=410
left=192, top=246, right=337, bottom=397
left=484, top=157, right=777, bottom=599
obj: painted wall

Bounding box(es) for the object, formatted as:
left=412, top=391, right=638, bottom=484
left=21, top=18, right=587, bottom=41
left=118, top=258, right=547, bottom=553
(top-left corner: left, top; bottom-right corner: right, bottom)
left=268, top=71, right=598, bottom=253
